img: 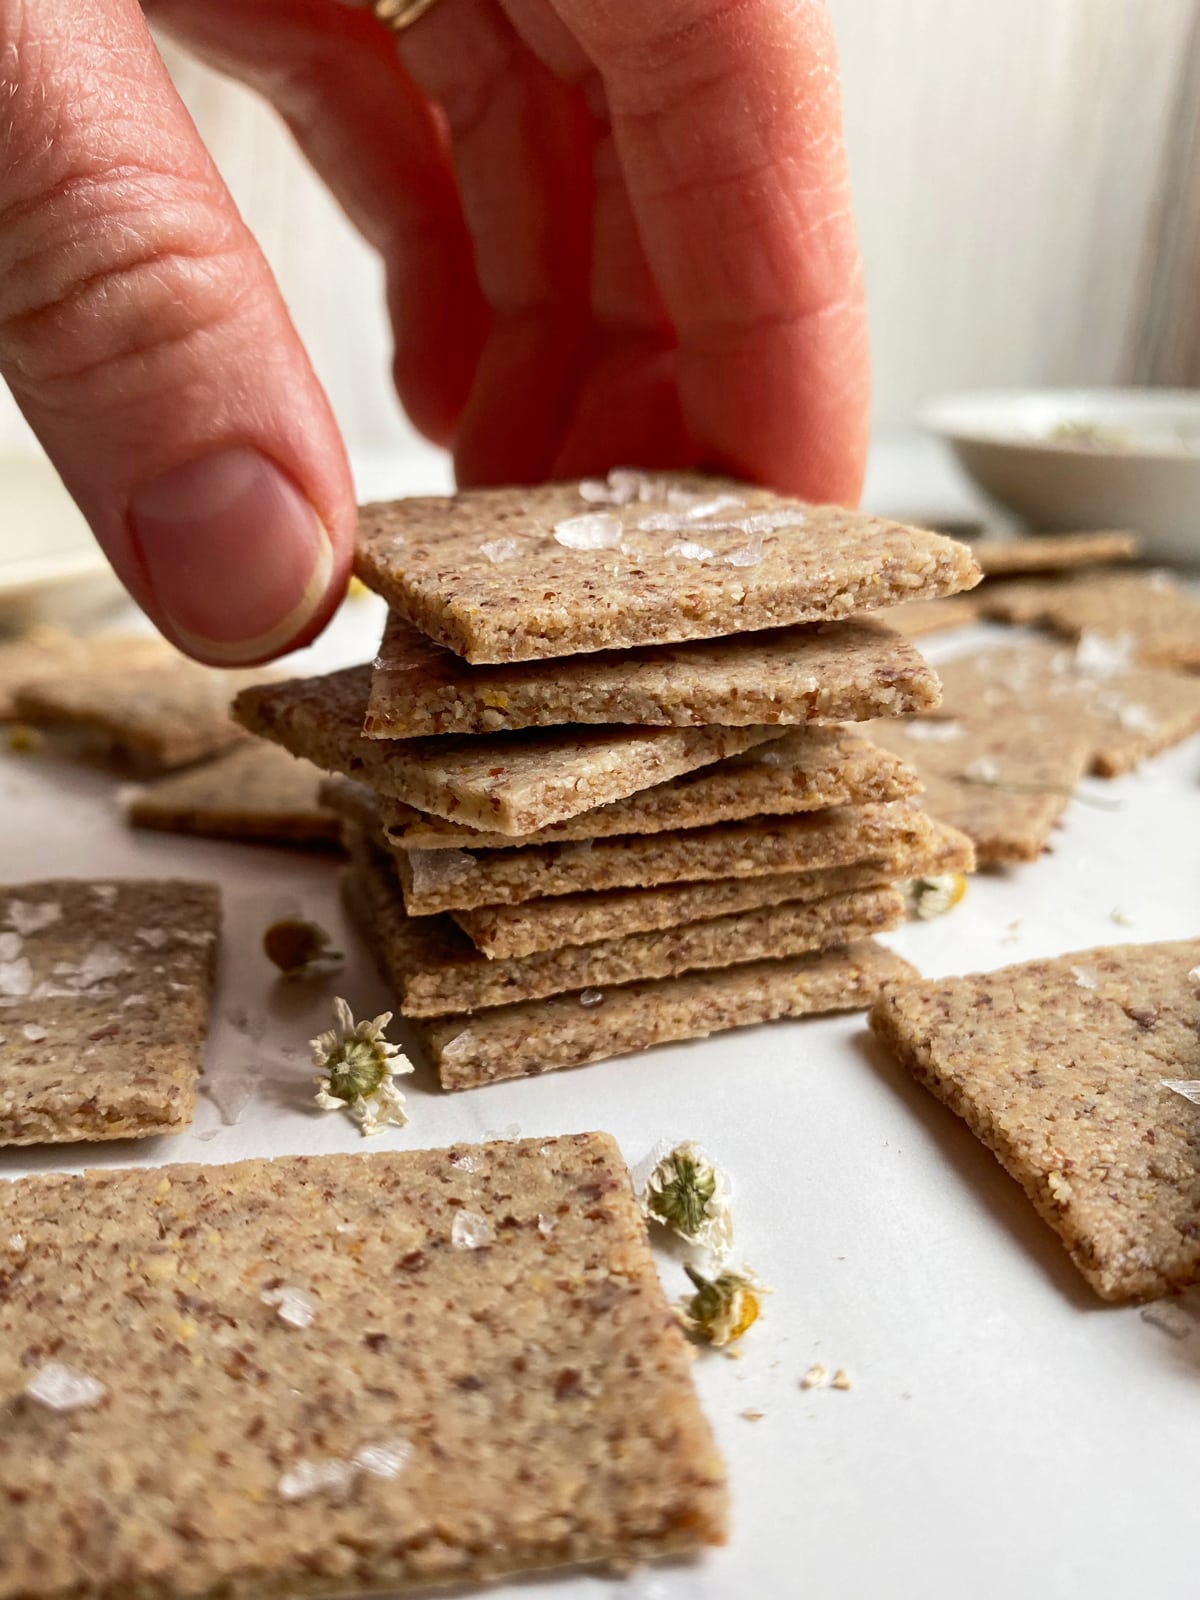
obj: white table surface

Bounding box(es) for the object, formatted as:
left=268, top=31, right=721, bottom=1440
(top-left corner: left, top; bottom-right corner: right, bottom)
left=1, top=438, right=1197, bottom=1600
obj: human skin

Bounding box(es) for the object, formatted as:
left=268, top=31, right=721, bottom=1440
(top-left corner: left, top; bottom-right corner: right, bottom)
left=0, top=0, right=869, bottom=665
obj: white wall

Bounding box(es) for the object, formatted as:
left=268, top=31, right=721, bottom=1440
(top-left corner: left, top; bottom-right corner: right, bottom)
left=0, top=0, right=1194, bottom=457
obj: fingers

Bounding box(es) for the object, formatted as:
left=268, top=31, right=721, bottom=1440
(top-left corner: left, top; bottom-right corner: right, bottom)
left=0, top=0, right=354, bottom=663
left=547, top=0, right=870, bottom=503
left=393, top=0, right=596, bottom=483
left=147, top=0, right=486, bottom=446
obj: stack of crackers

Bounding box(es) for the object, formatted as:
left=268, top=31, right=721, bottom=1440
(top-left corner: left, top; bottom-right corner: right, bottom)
left=234, top=471, right=982, bottom=1090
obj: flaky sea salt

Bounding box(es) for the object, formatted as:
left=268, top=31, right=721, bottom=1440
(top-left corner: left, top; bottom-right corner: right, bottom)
left=5, top=900, right=60, bottom=936
left=90, top=885, right=118, bottom=907
left=724, top=538, right=763, bottom=568
left=451, top=1210, right=494, bottom=1250
left=579, top=988, right=604, bottom=1007
left=25, top=1362, right=107, bottom=1412
left=449, top=1151, right=481, bottom=1172
left=1141, top=1302, right=1193, bottom=1339
left=666, top=540, right=714, bottom=562
left=277, top=1458, right=357, bottom=1502
left=554, top=513, right=623, bottom=550
left=1162, top=1080, right=1200, bottom=1106
left=353, top=1438, right=412, bottom=1479
left=901, top=720, right=964, bottom=743
left=8, top=1234, right=25, bottom=1253
left=0, top=957, right=32, bottom=998
left=22, top=1023, right=47, bottom=1042
left=0, top=932, right=22, bottom=962
left=206, top=1075, right=256, bottom=1126
left=479, top=537, right=521, bottom=564
left=261, top=1285, right=317, bottom=1329
left=72, top=943, right=127, bottom=989
left=964, top=756, right=1000, bottom=783
left=1073, top=630, right=1133, bottom=679
left=1071, top=965, right=1098, bottom=989
left=136, top=927, right=170, bottom=949
left=537, top=1213, right=557, bottom=1236
left=1116, top=702, right=1157, bottom=734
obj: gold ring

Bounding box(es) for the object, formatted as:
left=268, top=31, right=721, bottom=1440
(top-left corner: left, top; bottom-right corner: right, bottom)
left=373, top=0, right=441, bottom=32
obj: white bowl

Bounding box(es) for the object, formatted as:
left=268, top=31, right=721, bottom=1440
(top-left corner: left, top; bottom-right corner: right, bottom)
left=919, top=388, right=1200, bottom=565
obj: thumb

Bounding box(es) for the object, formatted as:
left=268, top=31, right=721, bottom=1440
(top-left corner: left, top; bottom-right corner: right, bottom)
left=0, top=0, right=353, bottom=664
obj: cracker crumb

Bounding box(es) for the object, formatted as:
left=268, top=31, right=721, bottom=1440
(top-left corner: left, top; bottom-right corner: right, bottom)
left=1110, top=907, right=1135, bottom=927
left=740, top=1408, right=765, bottom=1422
left=1140, top=1302, right=1193, bottom=1340
left=800, top=1363, right=829, bottom=1390
left=831, top=1368, right=853, bottom=1391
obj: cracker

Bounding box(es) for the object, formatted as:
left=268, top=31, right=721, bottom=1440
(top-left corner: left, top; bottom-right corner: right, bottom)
left=870, top=940, right=1200, bottom=1301
left=354, top=473, right=980, bottom=664
left=365, top=612, right=942, bottom=736
left=393, top=802, right=936, bottom=916
left=345, top=833, right=905, bottom=1016
left=15, top=659, right=267, bottom=773
left=322, top=724, right=921, bottom=851
left=980, top=569, right=1200, bottom=670
left=405, top=942, right=916, bottom=1090
left=868, top=709, right=1093, bottom=865
left=970, top=530, right=1139, bottom=576
left=0, top=1133, right=727, bottom=1594
left=0, top=878, right=219, bottom=1145
left=883, top=596, right=982, bottom=637
left=125, top=743, right=341, bottom=848
left=234, top=666, right=781, bottom=836
left=933, top=640, right=1200, bottom=778
left=453, top=819, right=975, bottom=960
left=0, top=631, right=170, bottom=720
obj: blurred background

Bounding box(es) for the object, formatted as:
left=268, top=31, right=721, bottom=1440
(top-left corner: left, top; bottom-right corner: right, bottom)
left=1, top=0, right=1198, bottom=465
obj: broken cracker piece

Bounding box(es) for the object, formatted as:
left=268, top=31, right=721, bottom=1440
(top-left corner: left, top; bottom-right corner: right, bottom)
left=0, top=632, right=170, bottom=721
left=970, top=530, right=1139, bottom=576
left=0, top=1134, right=728, bottom=1592
left=0, top=878, right=219, bottom=1144
left=980, top=569, right=1200, bottom=671
left=354, top=473, right=980, bottom=663
left=870, top=939, right=1200, bottom=1301
left=126, top=743, right=341, bottom=848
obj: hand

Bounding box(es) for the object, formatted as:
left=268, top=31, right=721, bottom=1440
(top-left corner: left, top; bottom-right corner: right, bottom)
left=0, top=0, right=868, bottom=665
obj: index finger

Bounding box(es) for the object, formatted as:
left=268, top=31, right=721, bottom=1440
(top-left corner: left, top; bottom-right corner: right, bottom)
left=548, top=0, right=869, bottom=503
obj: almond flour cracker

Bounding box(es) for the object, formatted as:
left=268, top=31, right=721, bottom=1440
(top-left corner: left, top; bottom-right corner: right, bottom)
left=354, top=473, right=980, bottom=664
left=870, top=940, right=1200, bottom=1301
left=0, top=1133, right=727, bottom=1595
left=126, top=743, right=341, bottom=849
left=0, top=878, right=219, bottom=1145
left=364, top=613, right=942, bottom=736
left=234, top=666, right=782, bottom=835
left=980, top=569, right=1200, bottom=671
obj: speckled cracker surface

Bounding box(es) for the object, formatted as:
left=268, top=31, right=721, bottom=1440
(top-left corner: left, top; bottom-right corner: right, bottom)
left=0, top=1134, right=727, bottom=1596
left=354, top=473, right=980, bottom=664
left=933, top=640, right=1200, bottom=778
left=870, top=940, right=1200, bottom=1301
left=0, top=878, right=219, bottom=1145
left=126, top=743, right=341, bottom=848
left=234, top=666, right=780, bottom=835
left=394, top=802, right=936, bottom=916
left=0, top=632, right=170, bottom=720
left=407, top=943, right=916, bottom=1089
left=345, top=834, right=905, bottom=1016
left=453, top=819, right=975, bottom=959
left=365, top=612, right=942, bottom=735
left=980, top=569, right=1200, bottom=670
left=970, top=530, right=1139, bottom=576
left=324, top=725, right=920, bottom=851
left=15, top=659, right=266, bottom=773
left=869, top=710, right=1092, bottom=865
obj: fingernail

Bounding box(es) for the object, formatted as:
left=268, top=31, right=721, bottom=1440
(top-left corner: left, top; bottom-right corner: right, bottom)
left=129, top=447, right=334, bottom=664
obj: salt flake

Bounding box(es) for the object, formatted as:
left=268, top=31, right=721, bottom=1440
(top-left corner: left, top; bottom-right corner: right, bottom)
left=277, top=1458, right=356, bottom=1502
left=0, top=932, right=22, bottom=962
left=1162, top=1080, right=1200, bottom=1106
left=964, top=756, right=999, bottom=783
left=25, top=1362, right=107, bottom=1412
left=0, top=958, right=33, bottom=998
left=1071, top=965, right=1098, bottom=990
left=451, top=1210, right=493, bottom=1250
left=261, top=1284, right=316, bottom=1328
left=479, top=537, right=520, bottom=564
left=902, top=720, right=964, bottom=743
left=579, top=988, right=604, bottom=1007
left=206, top=1075, right=256, bottom=1126
left=353, top=1437, right=411, bottom=1479
left=554, top=512, right=623, bottom=550
left=5, top=900, right=60, bottom=936
left=666, top=540, right=714, bottom=562
left=21, top=1023, right=47, bottom=1042
left=1141, top=1302, right=1194, bottom=1340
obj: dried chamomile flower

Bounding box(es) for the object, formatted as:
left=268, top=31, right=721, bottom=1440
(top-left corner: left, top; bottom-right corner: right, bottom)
left=680, top=1264, right=767, bottom=1348
left=640, top=1141, right=733, bottom=1258
left=5, top=723, right=43, bottom=754
left=264, top=917, right=342, bottom=977
left=902, top=873, right=967, bottom=920
left=345, top=575, right=371, bottom=600
left=311, top=997, right=413, bottom=1136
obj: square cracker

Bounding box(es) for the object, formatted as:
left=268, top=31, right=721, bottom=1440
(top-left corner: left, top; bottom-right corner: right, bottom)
left=322, top=723, right=921, bottom=851
left=0, top=632, right=170, bottom=721
left=883, top=596, right=982, bottom=638
left=970, top=529, right=1139, bottom=576
left=0, top=1133, right=727, bottom=1595
left=344, top=831, right=905, bottom=1017
left=125, top=743, right=341, bottom=849
left=234, top=666, right=782, bottom=836
left=364, top=612, right=942, bottom=736
left=453, top=818, right=975, bottom=960
left=15, top=659, right=267, bottom=773
left=932, top=639, right=1200, bottom=778
left=401, top=942, right=916, bottom=1090
left=979, top=569, right=1200, bottom=670
left=870, top=940, right=1200, bottom=1301
left=0, top=878, right=219, bottom=1145
left=868, top=711, right=1093, bottom=865
left=354, top=472, right=980, bottom=664
left=391, top=802, right=937, bottom=916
